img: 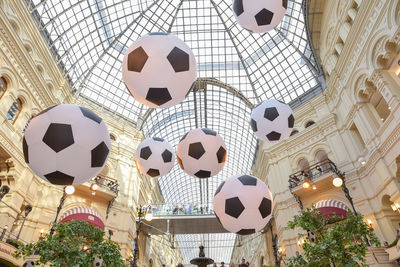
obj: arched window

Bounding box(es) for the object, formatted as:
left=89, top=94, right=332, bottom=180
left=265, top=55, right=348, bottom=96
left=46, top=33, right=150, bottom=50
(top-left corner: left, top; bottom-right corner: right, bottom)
left=290, top=130, right=299, bottom=136
left=110, top=134, right=116, bottom=141
left=305, top=121, right=315, bottom=128
left=298, top=158, right=311, bottom=177
left=7, top=98, right=23, bottom=124
left=0, top=77, right=7, bottom=98
left=370, top=91, right=390, bottom=122
left=315, top=150, right=329, bottom=171
left=22, top=114, right=35, bottom=134
left=316, top=150, right=329, bottom=163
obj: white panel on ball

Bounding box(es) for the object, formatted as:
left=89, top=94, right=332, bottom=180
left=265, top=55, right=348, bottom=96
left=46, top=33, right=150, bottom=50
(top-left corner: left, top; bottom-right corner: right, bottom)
left=176, top=128, right=227, bottom=178
left=93, top=255, right=103, bottom=267
left=233, top=0, right=287, bottom=33
left=122, top=32, right=197, bottom=109
left=23, top=104, right=111, bottom=186
left=134, top=137, right=175, bottom=178
left=213, top=174, right=273, bottom=235
left=250, top=99, right=294, bottom=142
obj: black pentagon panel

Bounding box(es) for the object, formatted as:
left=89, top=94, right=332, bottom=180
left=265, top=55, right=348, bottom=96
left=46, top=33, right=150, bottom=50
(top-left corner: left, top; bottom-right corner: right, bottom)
left=37, top=105, right=57, bottom=117
left=91, top=142, right=109, bottom=167
left=255, top=8, right=274, bottom=26
left=180, top=132, right=188, bottom=142
left=43, top=123, right=74, bottom=153
left=250, top=119, right=258, bottom=132
left=140, top=146, right=152, bottom=160
left=264, top=107, right=279, bottom=121
left=44, top=171, right=74, bottom=185
left=188, top=142, right=205, bottom=159
left=79, top=106, right=102, bottom=124
left=238, top=175, right=257, bottom=186
left=194, top=170, right=211, bottom=178
left=95, top=263, right=100, bottom=267
left=266, top=131, right=281, bottom=141
left=233, top=0, right=244, bottom=16
left=152, top=137, right=164, bottom=142
left=127, top=46, right=148, bottom=72
left=162, top=149, right=173, bottom=163
left=177, top=155, right=184, bottom=170
left=23, top=136, right=29, bottom=163
left=201, top=128, right=217, bottom=136
left=149, top=32, right=169, bottom=35
left=225, top=197, right=245, bottom=218
left=288, top=114, right=295, bottom=128
left=146, top=87, right=172, bottom=106
left=258, top=197, right=272, bottom=219
left=282, top=0, right=288, bottom=9
left=214, top=181, right=225, bottom=196
left=167, top=46, right=190, bottom=73
left=147, top=168, right=160, bottom=177
left=216, top=146, right=227, bottom=163
left=237, top=229, right=256, bottom=235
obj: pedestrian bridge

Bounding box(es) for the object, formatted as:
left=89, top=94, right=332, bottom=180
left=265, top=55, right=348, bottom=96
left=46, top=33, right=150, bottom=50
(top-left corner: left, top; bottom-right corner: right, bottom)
left=139, top=203, right=228, bottom=235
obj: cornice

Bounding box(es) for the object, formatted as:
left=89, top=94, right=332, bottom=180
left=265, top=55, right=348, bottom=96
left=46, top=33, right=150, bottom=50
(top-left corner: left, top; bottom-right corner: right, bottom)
left=325, top=1, right=386, bottom=107
left=260, top=113, right=337, bottom=163
left=12, top=1, right=67, bottom=86
left=0, top=9, right=53, bottom=107
left=0, top=126, right=24, bottom=167
left=359, top=122, right=400, bottom=178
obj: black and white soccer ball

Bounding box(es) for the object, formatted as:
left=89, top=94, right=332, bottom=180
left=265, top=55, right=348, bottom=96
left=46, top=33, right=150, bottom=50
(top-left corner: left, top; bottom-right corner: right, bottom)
left=122, top=32, right=197, bottom=109
left=134, top=137, right=175, bottom=178
left=233, top=0, right=287, bottom=33
left=177, top=128, right=227, bottom=178
left=213, top=174, right=273, bottom=235
left=23, top=104, right=111, bottom=185
left=307, top=230, right=316, bottom=243
left=93, top=255, right=103, bottom=267
left=250, top=99, right=294, bottom=142
left=23, top=260, right=35, bottom=267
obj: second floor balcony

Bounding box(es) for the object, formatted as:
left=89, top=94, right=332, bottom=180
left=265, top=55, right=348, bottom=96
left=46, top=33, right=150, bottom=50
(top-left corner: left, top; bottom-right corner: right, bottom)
left=288, top=159, right=344, bottom=197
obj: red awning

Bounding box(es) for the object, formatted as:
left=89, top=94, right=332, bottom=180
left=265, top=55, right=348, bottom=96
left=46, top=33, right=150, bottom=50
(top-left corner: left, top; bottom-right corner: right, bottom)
left=315, top=200, right=349, bottom=220
left=59, top=207, right=104, bottom=230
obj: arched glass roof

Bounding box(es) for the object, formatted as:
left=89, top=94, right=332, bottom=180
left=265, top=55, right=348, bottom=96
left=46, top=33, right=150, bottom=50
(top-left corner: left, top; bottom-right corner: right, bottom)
left=25, top=0, right=324, bottom=264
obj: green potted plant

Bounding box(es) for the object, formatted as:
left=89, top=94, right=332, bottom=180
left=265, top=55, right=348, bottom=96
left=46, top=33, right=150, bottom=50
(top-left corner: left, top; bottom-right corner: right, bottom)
left=13, top=220, right=124, bottom=266
left=285, top=206, right=380, bottom=267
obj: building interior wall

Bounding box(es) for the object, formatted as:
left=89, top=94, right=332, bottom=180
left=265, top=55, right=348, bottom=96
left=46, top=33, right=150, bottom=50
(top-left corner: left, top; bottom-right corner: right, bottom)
left=0, top=0, right=399, bottom=266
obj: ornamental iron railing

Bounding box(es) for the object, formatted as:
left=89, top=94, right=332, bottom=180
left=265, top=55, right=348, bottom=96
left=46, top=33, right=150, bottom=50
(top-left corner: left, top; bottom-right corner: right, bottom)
left=288, top=159, right=340, bottom=190
left=288, top=158, right=357, bottom=214
left=92, top=175, right=119, bottom=195
left=147, top=203, right=215, bottom=217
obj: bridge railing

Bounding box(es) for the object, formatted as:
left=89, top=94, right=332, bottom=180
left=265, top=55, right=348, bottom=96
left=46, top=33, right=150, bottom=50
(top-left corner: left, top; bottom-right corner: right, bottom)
left=149, top=203, right=215, bottom=217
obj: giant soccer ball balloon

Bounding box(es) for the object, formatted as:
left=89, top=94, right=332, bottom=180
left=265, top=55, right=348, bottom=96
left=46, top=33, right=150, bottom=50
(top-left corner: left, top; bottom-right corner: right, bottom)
left=23, top=261, right=35, bottom=267
left=250, top=99, right=294, bottom=142
left=93, top=255, right=103, bottom=267
left=177, top=128, right=227, bottom=178
left=233, top=0, right=287, bottom=33
left=122, top=32, right=197, bottom=108
left=213, top=174, right=273, bottom=235
left=23, top=104, right=111, bottom=186
left=134, top=137, right=175, bottom=178
left=307, top=230, right=316, bottom=243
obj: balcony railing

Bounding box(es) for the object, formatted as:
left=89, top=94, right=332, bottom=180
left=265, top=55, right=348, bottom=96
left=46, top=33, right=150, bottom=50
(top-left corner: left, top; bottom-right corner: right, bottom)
left=148, top=203, right=215, bottom=217
left=91, top=175, right=119, bottom=195
left=288, top=159, right=340, bottom=190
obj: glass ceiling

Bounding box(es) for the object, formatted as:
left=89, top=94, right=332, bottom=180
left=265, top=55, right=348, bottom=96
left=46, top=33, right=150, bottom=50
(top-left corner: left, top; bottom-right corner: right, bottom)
left=25, top=0, right=324, bottom=264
